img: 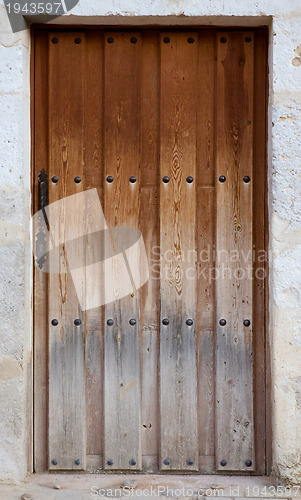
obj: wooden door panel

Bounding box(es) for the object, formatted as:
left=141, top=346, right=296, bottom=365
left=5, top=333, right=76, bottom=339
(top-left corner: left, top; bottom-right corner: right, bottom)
left=48, top=32, right=86, bottom=471
left=103, top=32, right=142, bottom=471
left=215, top=32, right=255, bottom=471
left=159, top=32, right=198, bottom=471
left=33, top=29, right=267, bottom=474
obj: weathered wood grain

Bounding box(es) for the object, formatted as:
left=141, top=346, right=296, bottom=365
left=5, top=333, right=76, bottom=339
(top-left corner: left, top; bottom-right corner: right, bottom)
left=197, top=187, right=215, bottom=462
left=48, top=32, right=86, bottom=471
left=84, top=31, right=104, bottom=461
left=215, top=31, right=255, bottom=472
left=140, top=32, right=160, bottom=471
left=159, top=32, right=198, bottom=471
left=103, top=32, right=142, bottom=471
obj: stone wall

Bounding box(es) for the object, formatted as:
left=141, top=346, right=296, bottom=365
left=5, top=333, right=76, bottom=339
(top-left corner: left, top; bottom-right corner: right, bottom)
left=0, top=0, right=300, bottom=484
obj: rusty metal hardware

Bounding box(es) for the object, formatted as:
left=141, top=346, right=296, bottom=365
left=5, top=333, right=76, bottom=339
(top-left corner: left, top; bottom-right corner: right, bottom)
left=129, top=319, right=136, bottom=326
left=163, top=37, right=170, bottom=44
left=51, top=37, right=58, bottom=44
left=187, top=458, right=194, bottom=465
left=51, top=176, right=58, bottom=183
left=186, top=176, right=193, bottom=183
left=38, top=169, right=48, bottom=210
left=245, top=459, right=252, bottom=467
left=74, top=319, right=81, bottom=326
left=245, top=37, right=252, bottom=43
left=186, top=319, right=193, bottom=326
left=129, top=458, right=137, bottom=466
left=52, top=459, right=58, bottom=465
left=220, top=459, right=227, bottom=466
left=162, top=176, right=170, bottom=183
left=129, top=176, right=136, bottom=183
left=36, top=169, right=49, bottom=270
left=219, top=319, right=227, bottom=326
left=74, top=176, right=81, bottom=184
left=187, top=37, right=194, bottom=44
left=243, top=176, right=250, bottom=183
left=107, top=459, right=114, bottom=465
left=131, top=37, right=137, bottom=44
left=162, top=318, right=169, bottom=326
left=75, top=459, right=81, bottom=465
left=107, top=37, right=114, bottom=44
left=107, top=319, right=114, bottom=326
left=51, top=319, right=58, bottom=326
left=163, top=458, right=171, bottom=465
left=74, top=38, right=81, bottom=44
left=220, top=37, right=227, bottom=43
left=219, top=175, right=226, bottom=183
left=243, top=319, right=251, bottom=327
left=106, top=176, right=114, bottom=183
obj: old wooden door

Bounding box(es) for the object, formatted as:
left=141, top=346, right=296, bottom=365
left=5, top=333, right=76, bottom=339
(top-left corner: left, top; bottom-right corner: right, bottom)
left=33, top=28, right=268, bottom=474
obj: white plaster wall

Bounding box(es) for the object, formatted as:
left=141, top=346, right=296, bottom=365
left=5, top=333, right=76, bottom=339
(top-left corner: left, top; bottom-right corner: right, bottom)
left=0, top=0, right=300, bottom=485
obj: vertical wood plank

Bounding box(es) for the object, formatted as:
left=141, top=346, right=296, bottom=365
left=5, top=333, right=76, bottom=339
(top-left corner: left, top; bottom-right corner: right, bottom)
left=48, top=32, right=86, bottom=471
left=196, top=32, right=216, bottom=467
left=215, top=31, right=255, bottom=472
left=103, top=32, right=142, bottom=471
left=160, top=32, right=198, bottom=471
left=84, top=31, right=104, bottom=462
left=140, top=32, right=160, bottom=471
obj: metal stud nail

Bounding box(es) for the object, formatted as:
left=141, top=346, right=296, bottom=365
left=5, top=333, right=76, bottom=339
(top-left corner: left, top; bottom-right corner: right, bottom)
left=129, top=458, right=137, bottom=466
left=163, top=458, right=171, bottom=465
left=51, top=319, right=58, bottom=326
left=219, top=319, right=227, bottom=326
left=187, top=37, right=194, bottom=44
left=219, top=175, right=226, bottom=183
left=106, top=176, right=114, bottom=183
left=163, top=37, right=170, bottom=44
left=107, top=319, right=114, bottom=326
left=243, top=319, right=251, bottom=327
left=220, top=459, right=227, bottom=466
left=107, top=37, right=114, bottom=44
left=220, top=37, right=227, bottom=43
left=131, top=37, right=138, bottom=44
left=186, top=319, right=193, bottom=326
left=107, top=458, right=114, bottom=466
left=74, top=319, right=81, bottom=326
left=52, top=459, right=58, bottom=465
left=186, top=176, right=193, bottom=183
left=245, top=459, right=252, bottom=467
left=74, top=37, right=81, bottom=44
left=162, top=318, right=169, bottom=326
left=245, top=37, right=252, bottom=43
left=52, top=176, right=59, bottom=183
left=75, top=458, right=81, bottom=465
left=129, top=176, right=136, bottom=183
left=129, top=318, right=136, bottom=326
left=243, top=176, right=250, bottom=183
left=74, top=176, right=81, bottom=184
left=162, top=176, right=170, bottom=183
left=187, top=458, right=194, bottom=465
left=52, top=37, right=59, bottom=44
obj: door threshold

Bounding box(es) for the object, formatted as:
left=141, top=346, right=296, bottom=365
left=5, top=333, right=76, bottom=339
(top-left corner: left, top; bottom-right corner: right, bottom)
left=4, top=472, right=293, bottom=500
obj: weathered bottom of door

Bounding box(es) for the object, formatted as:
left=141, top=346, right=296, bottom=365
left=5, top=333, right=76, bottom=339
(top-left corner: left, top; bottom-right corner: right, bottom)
left=85, top=455, right=216, bottom=474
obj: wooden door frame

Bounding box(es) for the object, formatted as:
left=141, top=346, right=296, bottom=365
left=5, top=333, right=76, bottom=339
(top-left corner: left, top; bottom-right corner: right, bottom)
left=31, top=24, right=271, bottom=475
